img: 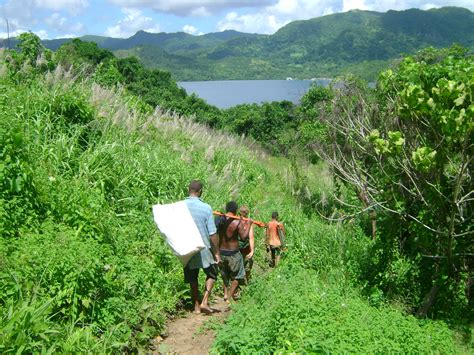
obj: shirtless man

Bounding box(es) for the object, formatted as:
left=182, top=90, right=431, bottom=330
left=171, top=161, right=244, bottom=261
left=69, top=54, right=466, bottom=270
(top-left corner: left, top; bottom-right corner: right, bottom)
left=239, top=205, right=255, bottom=284
left=218, top=201, right=247, bottom=302
left=266, top=211, right=285, bottom=267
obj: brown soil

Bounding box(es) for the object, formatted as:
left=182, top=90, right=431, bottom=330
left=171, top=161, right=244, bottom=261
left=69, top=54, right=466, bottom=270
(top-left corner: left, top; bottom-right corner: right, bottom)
left=152, top=296, right=230, bottom=355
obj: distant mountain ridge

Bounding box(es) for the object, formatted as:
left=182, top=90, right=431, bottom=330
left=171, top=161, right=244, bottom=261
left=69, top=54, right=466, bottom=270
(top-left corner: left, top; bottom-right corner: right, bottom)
left=1, top=7, right=473, bottom=80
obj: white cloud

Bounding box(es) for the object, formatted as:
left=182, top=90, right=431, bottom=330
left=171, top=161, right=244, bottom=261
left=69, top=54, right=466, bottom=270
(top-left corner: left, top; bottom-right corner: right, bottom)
left=342, top=0, right=369, bottom=11
left=183, top=25, right=203, bottom=35
left=0, top=29, right=28, bottom=40
left=1, top=1, right=39, bottom=28
left=45, top=13, right=67, bottom=28
left=0, top=0, right=87, bottom=39
left=190, top=6, right=211, bottom=17
left=35, top=0, right=89, bottom=15
left=217, top=0, right=341, bottom=34
left=105, top=8, right=160, bottom=38
left=106, top=0, right=275, bottom=16
left=420, top=3, right=441, bottom=10
left=2, top=0, right=473, bottom=40
left=45, top=13, right=85, bottom=33
left=106, top=0, right=474, bottom=16
left=0, top=29, right=49, bottom=39
left=273, top=0, right=299, bottom=14
left=56, top=33, right=78, bottom=38
left=217, top=11, right=283, bottom=33
left=34, top=29, right=49, bottom=39
left=322, top=7, right=336, bottom=16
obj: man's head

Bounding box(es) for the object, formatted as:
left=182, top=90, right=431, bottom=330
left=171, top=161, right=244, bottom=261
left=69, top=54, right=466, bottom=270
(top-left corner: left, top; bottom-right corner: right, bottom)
left=226, top=201, right=238, bottom=214
left=239, top=205, right=249, bottom=217
left=272, top=211, right=279, bottom=220
left=188, top=180, right=203, bottom=197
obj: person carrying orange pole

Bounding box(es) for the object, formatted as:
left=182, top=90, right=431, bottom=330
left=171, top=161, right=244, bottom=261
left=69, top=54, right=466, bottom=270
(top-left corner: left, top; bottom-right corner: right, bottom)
left=213, top=211, right=266, bottom=228
left=215, top=201, right=247, bottom=302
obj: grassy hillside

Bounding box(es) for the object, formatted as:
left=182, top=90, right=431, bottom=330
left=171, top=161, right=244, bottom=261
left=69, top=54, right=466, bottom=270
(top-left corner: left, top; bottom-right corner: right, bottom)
left=0, top=63, right=294, bottom=350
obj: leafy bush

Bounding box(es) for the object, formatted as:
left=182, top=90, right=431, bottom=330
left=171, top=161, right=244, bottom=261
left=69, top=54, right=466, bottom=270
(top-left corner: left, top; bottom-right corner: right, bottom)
left=213, top=267, right=458, bottom=354
left=0, top=64, right=196, bottom=350
left=313, top=47, right=473, bottom=318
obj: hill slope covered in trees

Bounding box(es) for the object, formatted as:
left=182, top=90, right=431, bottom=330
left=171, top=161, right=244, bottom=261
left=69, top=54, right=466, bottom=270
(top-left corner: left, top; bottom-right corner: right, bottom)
left=2, top=6, right=472, bottom=81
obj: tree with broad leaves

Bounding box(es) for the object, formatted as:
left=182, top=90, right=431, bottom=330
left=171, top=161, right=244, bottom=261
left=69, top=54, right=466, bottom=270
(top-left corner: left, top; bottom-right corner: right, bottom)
left=314, top=46, right=473, bottom=318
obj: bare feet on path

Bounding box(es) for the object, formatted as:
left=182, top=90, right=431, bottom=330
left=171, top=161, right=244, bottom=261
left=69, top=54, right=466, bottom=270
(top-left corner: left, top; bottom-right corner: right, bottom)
left=153, top=296, right=229, bottom=355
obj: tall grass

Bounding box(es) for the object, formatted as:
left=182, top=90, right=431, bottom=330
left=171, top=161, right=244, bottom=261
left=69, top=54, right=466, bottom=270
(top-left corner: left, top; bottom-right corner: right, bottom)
left=0, top=64, right=323, bottom=351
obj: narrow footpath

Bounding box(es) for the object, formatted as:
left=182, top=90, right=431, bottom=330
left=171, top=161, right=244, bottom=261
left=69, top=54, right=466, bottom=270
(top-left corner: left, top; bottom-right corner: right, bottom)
left=153, top=296, right=230, bottom=354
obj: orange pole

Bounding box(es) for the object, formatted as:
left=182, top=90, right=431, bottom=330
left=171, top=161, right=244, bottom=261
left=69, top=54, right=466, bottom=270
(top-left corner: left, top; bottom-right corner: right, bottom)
left=213, top=211, right=266, bottom=228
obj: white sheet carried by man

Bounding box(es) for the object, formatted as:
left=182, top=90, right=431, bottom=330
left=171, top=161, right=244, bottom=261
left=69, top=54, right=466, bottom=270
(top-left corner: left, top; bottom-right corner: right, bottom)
left=152, top=201, right=205, bottom=266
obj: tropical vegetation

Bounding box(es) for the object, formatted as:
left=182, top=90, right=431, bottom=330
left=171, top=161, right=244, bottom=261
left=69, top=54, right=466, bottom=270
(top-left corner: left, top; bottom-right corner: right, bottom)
left=0, top=32, right=471, bottom=353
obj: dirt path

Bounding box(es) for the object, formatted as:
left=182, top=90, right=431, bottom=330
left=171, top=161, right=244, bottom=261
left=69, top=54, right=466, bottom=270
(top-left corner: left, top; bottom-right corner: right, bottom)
left=153, top=296, right=230, bottom=355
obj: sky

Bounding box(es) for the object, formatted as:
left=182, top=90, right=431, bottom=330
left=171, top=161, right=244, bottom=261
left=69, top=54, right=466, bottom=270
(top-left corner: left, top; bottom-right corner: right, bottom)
left=0, top=0, right=473, bottom=40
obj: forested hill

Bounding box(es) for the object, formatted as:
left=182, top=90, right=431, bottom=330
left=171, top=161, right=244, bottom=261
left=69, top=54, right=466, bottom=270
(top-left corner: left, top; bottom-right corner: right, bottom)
left=1, top=6, right=473, bottom=80
left=32, top=30, right=265, bottom=53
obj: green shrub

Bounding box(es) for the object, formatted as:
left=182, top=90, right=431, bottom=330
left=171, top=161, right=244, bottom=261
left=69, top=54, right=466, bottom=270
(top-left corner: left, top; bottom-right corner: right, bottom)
left=213, top=267, right=458, bottom=354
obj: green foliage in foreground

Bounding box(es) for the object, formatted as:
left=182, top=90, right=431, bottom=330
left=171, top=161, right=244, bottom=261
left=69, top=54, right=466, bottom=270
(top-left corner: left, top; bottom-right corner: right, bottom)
left=213, top=266, right=457, bottom=353
left=0, top=57, right=317, bottom=350
left=0, top=34, right=465, bottom=352
left=0, top=74, right=186, bottom=351
left=311, top=46, right=473, bottom=320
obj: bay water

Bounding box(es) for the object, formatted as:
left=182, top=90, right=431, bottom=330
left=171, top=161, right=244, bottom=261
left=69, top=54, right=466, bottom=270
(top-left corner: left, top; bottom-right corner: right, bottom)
left=177, top=79, right=331, bottom=109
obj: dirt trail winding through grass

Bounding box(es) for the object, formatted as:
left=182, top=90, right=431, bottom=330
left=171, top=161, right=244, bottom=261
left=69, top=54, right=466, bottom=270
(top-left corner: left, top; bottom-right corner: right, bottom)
left=153, top=296, right=230, bottom=354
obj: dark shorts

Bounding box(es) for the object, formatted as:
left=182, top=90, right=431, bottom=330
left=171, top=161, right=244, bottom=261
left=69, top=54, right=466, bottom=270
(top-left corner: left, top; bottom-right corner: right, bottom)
left=240, top=246, right=254, bottom=273
left=220, top=250, right=245, bottom=286
left=270, top=246, right=282, bottom=257
left=244, top=257, right=253, bottom=273
left=183, top=264, right=218, bottom=284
